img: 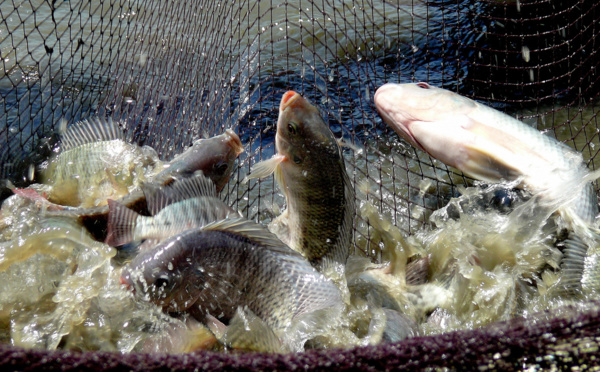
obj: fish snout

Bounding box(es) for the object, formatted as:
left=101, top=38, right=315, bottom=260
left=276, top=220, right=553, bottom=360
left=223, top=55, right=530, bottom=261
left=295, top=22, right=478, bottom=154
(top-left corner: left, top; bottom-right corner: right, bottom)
left=280, top=91, right=301, bottom=110
left=225, top=129, right=244, bottom=155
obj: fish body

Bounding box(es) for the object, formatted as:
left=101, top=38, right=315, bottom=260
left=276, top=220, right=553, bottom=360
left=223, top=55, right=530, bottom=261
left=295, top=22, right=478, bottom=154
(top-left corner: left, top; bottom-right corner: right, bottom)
left=39, top=117, right=161, bottom=208
left=120, top=217, right=343, bottom=336
left=155, top=129, right=244, bottom=192
left=245, top=91, right=355, bottom=271
left=374, top=82, right=599, bottom=291
left=105, top=173, right=238, bottom=246
left=29, top=129, right=242, bottom=241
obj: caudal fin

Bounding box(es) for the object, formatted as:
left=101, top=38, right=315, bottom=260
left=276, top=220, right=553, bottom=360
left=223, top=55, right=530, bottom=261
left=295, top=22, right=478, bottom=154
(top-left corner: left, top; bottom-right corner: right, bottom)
left=105, top=199, right=140, bottom=246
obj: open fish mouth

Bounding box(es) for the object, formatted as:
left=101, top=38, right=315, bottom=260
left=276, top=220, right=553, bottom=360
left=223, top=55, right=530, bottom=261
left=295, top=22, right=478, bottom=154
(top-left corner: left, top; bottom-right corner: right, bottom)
left=280, top=91, right=301, bottom=111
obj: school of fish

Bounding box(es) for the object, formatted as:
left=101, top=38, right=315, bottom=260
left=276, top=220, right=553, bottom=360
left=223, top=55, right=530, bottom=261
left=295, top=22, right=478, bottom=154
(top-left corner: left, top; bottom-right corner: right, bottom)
left=0, top=84, right=598, bottom=354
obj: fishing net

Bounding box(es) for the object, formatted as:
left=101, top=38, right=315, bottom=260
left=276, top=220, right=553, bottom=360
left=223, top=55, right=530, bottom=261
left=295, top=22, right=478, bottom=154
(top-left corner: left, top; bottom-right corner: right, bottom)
left=1, top=0, right=600, bottom=370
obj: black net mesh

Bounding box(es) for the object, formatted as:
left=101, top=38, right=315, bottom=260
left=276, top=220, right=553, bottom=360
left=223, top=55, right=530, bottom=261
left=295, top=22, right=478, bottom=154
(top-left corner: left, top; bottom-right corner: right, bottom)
left=1, top=0, right=600, bottom=369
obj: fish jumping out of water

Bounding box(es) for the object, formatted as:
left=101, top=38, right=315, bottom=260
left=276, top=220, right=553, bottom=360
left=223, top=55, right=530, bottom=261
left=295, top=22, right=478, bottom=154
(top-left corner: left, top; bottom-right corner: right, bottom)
left=374, top=82, right=599, bottom=293
left=243, top=91, right=355, bottom=272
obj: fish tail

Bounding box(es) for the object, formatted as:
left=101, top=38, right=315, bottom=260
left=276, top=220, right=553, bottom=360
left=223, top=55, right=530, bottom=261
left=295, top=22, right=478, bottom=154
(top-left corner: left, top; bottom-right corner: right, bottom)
left=105, top=199, right=140, bottom=246
left=560, top=234, right=589, bottom=294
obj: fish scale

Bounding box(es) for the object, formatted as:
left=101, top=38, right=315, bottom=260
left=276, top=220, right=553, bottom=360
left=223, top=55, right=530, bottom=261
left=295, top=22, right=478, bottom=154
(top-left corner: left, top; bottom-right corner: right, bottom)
left=245, top=91, right=356, bottom=272
left=40, top=118, right=160, bottom=208
left=121, top=218, right=342, bottom=334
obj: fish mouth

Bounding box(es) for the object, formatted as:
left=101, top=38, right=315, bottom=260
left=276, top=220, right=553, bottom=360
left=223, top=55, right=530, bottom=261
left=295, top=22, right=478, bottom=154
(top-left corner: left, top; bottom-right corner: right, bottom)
left=119, top=274, right=134, bottom=293
left=225, top=129, right=244, bottom=155
left=280, top=91, right=301, bottom=111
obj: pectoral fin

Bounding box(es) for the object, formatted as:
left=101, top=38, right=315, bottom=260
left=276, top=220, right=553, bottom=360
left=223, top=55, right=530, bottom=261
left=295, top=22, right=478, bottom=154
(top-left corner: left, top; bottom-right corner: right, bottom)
left=242, top=154, right=286, bottom=184
left=459, top=120, right=538, bottom=183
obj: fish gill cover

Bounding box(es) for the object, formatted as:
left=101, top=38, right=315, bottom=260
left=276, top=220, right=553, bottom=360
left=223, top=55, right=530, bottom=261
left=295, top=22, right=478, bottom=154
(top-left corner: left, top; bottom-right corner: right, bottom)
left=0, top=0, right=600, bottom=370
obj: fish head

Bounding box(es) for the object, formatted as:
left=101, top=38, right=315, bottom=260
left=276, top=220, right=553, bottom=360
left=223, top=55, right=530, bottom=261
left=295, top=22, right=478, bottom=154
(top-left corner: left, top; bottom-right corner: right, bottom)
left=374, top=82, right=477, bottom=152
left=168, top=129, right=243, bottom=192
left=120, top=241, right=204, bottom=312
left=275, top=91, right=339, bottom=171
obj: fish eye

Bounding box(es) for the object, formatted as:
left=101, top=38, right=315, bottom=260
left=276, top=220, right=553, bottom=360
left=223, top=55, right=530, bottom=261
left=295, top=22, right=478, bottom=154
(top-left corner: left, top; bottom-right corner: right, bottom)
left=213, top=161, right=229, bottom=175
left=293, top=155, right=302, bottom=164
left=288, top=122, right=298, bottom=135
left=154, top=276, right=170, bottom=289
left=416, top=82, right=431, bottom=89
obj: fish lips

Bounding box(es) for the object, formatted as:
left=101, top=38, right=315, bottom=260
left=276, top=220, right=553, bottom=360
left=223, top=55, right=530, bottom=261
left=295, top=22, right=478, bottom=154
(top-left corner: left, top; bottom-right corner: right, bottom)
left=374, top=84, right=428, bottom=152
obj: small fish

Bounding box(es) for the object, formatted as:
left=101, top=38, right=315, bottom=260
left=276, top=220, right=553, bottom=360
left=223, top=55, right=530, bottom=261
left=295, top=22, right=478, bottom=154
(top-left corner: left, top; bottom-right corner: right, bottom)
left=105, top=172, right=238, bottom=247
left=27, top=129, right=243, bottom=241
left=155, top=128, right=244, bottom=193
left=120, top=217, right=343, bottom=348
left=39, top=117, right=162, bottom=208
left=374, top=82, right=599, bottom=292
left=244, top=91, right=355, bottom=271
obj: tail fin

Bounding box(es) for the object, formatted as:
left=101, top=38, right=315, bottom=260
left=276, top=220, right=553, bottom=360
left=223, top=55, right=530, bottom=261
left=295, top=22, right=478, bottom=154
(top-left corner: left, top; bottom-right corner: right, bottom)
left=105, top=199, right=140, bottom=246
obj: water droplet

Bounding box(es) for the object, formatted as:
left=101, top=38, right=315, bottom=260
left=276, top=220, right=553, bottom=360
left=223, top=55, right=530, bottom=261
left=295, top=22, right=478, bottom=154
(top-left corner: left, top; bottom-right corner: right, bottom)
left=167, top=262, right=173, bottom=271
left=521, top=46, right=530, bottom=63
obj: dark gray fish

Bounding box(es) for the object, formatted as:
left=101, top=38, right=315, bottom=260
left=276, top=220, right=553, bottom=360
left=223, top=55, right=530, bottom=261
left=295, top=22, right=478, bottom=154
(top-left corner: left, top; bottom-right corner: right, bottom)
left=120, top=217, right=343, bottom=335
left=244, top=91, right=355, bottom=272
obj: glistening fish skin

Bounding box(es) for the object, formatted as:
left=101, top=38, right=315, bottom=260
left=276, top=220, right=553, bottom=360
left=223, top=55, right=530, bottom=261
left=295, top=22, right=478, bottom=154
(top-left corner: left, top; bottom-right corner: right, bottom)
left=155, top=129, right=244, bottom=193
left=374, top=82, right=599, bottom=290
left=245, top=91, right=355, bottom=271
left=39, top=117, right=161, bottom=208
left=120, top=218, right=342, bottom=332
left=105, top=173, right=238, bottom=247
left=34, top=129, right=243, bottom=241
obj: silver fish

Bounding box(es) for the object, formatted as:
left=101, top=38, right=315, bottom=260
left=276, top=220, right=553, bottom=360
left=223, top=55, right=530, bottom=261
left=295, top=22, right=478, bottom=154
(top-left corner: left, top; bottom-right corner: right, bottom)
left=374, top=82, right=599, bottom=292
left=24, top=128, right=243, bottom=241
left=120, top=217, right=343, bottom=342
left=244, top=91, right=355, bottom=272
left=105, top=172, right=238, bottom=247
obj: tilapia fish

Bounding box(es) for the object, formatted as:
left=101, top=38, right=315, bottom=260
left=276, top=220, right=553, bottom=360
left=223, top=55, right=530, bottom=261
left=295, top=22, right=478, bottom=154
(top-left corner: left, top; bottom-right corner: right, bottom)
left=374, top=82, right=599, bottom=292
left=154, top=128, right=244, bottom=193
left=121, top=217, right=342, bottom=351
left=105, top=172, right=238, bottom=247
left=39, top=117, right=162, bottom=208
left=29, top=128, right=243, bottom=241
left=244, top=91, right=355, bottom=272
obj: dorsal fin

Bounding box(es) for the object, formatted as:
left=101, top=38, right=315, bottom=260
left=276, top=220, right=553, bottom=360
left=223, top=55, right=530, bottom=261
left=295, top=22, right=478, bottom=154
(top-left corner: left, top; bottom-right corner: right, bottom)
left=202, top=217, right=300, bottom=257
left=143, top=172, right=218, bottom=215
left=60, top=117, right=125, bottom=152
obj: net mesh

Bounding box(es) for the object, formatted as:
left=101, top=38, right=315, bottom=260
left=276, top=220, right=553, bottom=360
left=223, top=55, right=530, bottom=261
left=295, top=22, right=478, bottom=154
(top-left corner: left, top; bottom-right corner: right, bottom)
left=1, top=0, right=600, bottom=369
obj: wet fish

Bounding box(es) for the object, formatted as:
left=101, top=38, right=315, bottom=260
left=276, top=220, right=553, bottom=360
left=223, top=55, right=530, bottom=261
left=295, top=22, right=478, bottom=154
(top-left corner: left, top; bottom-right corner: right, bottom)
left=39, top=117, right=162, bottom=208
left=105, top=172, right=238, bottom=247
left=154, top=128, right=244, bottom=193
left=120, top=217, right=343, bottom=350
left=26, top=129, right=243, bottom=241
left=374, top=82, right=599, bottom=292
left=244, top=91, right=355, bottom=271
